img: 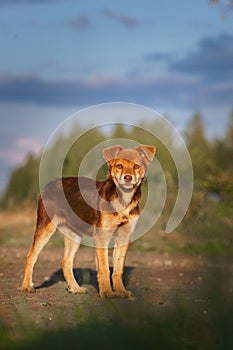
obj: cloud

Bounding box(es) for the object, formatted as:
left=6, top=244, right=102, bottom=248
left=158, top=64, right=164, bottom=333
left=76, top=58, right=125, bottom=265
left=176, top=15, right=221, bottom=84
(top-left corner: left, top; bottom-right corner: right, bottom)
left=169, top=33, right=233, bottom=79
left=0, top=72, right=201, bottom=108
left=0, top=70, right=231, bottom=110
left=198, top=82, right=233, bottom=105
left=101, top=9, right=141, bottom=28
left=66, top=15, right=91, bottom=31
left=0, top=149, right=29, bottom=165
left=0, top=75, right=90, bottom=106
left=166, top=32, right=233, bottom=108
left=0, top=137, right=42, bottom=164
left=1, top=29, right=233, bottom=112
left=15, top=137, right=42, bottom=151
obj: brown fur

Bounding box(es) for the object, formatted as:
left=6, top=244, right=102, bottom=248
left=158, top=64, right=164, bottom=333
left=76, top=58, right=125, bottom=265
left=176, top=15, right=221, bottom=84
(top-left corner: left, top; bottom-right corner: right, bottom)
left=21, top=144, right=156, bottom=297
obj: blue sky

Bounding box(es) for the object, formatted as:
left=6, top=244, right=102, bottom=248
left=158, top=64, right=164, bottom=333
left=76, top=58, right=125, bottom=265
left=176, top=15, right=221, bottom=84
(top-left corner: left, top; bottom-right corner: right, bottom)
left=0, top=0, right=233, bottom=193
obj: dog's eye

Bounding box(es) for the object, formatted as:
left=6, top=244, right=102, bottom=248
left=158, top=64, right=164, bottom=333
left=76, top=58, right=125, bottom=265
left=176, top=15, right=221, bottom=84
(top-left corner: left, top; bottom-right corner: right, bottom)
left=134, top=164, right=141, bottom=169
left=116, top=164, right=123, bottom=169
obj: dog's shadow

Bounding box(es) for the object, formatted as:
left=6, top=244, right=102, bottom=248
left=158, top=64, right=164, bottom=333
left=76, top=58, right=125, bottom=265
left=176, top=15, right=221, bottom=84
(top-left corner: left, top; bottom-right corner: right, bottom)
left=36, top=266, right=134, bottom=292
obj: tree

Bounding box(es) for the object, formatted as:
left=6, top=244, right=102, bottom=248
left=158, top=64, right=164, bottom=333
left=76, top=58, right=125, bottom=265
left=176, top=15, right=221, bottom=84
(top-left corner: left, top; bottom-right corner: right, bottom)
left=0, top=153, right=39, bottom=208
left=184, top=113, right=208, bottom=150
left=184, top=113, right=215, bottom=185
left=110, top=124, right=129, bottom=140
left=225, top=110, right=233, bottom=148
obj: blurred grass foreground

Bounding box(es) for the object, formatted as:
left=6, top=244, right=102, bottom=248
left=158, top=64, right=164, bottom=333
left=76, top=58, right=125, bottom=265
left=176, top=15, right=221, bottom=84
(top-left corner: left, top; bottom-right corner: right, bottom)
left=1, top=290, right=233, bottom=350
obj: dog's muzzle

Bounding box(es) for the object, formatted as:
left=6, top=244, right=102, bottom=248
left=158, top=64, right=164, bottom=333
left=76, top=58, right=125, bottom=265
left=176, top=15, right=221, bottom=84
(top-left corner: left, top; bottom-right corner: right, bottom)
left=124, top=174, right=133, bottom=183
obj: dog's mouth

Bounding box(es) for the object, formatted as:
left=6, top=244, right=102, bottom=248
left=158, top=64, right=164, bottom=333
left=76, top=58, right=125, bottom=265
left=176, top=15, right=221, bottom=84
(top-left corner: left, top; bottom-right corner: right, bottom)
left=117, top=175, right=141, bottom=190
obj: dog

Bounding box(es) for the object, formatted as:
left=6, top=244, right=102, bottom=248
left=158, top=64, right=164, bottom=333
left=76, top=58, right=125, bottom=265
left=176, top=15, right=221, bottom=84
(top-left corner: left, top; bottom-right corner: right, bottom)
left=21, top=144, right=156, bottom=297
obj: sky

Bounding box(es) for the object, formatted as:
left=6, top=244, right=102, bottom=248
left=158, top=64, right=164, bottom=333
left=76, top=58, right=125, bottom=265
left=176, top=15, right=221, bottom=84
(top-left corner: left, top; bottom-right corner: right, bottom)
left=0, top=0, right=233, bottom=193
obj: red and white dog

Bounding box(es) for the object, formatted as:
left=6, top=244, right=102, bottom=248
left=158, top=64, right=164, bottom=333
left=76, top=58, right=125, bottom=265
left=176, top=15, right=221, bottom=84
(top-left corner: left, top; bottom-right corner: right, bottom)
left=21, top=144, right=155, bottom=297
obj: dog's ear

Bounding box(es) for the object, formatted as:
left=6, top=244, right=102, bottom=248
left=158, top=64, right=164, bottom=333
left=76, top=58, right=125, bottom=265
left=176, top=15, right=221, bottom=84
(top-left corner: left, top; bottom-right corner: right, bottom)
left=135, top=145, right=156, bottom=164
left=103, top=145, right=123, bottom=162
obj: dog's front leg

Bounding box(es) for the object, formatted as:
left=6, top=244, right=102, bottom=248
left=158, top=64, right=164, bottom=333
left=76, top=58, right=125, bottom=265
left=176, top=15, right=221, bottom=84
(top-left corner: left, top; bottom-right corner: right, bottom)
left=95, top=232, right=114, bottom=298
left=112, top=220, right=137, bottom=298
left=112, top=243, right=132, bottom=297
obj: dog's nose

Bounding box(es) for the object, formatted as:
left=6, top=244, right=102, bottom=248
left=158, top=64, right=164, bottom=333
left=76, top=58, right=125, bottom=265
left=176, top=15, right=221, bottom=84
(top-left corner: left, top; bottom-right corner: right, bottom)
left=124, top=174, right=133, bottom=182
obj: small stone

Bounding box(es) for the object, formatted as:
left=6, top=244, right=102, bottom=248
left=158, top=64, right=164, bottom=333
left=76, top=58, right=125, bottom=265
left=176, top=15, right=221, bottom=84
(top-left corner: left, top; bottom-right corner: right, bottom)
left=128, top=296, right=137, bottom=302
left=41, top=301, right=51, bottom=307
left=164, top=260, right=172, bottom=267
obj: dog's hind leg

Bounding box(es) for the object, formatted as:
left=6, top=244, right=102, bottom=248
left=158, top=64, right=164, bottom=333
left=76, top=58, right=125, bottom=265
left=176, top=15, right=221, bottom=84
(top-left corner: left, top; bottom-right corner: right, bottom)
left=21, top=197, right=56, bottom=292
left=62, top=235, right=88, bottom=294
left=21, top=221, right=56, bottom=292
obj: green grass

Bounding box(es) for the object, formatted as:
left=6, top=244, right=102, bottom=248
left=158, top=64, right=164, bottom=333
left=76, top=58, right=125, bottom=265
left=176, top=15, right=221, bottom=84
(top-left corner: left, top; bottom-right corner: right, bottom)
left=179, top=199, right=233, bottom=256
left=1, top=290, right=233, bottom=350
left=129, top=191, right=233, bottom=256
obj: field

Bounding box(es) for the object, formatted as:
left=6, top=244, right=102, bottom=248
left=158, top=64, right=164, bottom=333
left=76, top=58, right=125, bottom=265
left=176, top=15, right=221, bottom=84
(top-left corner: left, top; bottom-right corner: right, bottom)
left=0, top=208, right=233, bottom=350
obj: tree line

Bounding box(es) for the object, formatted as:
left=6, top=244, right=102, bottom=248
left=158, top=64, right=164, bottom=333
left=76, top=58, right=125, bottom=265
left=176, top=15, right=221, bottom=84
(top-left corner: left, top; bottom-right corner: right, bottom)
left=1, top=112, right=232, bottom=209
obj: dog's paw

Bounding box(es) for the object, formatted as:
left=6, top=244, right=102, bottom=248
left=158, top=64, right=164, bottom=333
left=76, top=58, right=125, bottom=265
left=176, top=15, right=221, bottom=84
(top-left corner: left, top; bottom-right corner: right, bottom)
left=21, top=284, right=36, bottom=293
left=115, top=289, right=134, bottom=298
left=99, top=290, right=115, bottom=298
left=67, top=286, right=88, bottom=294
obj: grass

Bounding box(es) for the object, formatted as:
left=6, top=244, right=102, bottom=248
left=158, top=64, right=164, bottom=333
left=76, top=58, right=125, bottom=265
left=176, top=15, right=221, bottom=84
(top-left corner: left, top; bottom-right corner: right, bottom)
left=179, top=198, right=233, bottom=256
left=1, top=288, right=233, bottom=350
left=1, top=194, right=233, bottom=350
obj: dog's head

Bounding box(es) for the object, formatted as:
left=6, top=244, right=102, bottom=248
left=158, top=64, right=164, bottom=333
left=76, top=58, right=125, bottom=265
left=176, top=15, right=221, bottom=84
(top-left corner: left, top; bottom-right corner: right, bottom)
left=103, top=145, right=156, bottom=190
